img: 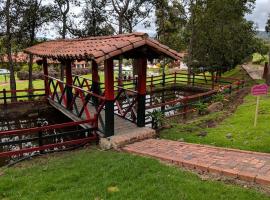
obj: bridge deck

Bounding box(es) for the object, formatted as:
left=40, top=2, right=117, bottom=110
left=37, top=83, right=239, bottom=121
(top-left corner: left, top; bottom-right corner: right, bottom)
left=48, top=99, right=139, bottom=137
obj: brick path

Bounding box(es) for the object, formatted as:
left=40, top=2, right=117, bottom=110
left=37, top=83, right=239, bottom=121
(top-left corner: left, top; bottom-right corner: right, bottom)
left=123, top=139, right=270, bottom=186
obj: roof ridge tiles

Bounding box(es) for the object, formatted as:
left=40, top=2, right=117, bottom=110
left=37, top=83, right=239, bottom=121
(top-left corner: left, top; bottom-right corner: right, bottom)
left=48, top=32, right=148, bottom=43
left=24, top=32, right=181, bottom=62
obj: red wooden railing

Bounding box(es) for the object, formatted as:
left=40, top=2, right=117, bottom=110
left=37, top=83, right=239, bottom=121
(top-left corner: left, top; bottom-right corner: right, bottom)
left=0, top=120, right=98, bottom=158
left=47, top=76, right=104, bottom=124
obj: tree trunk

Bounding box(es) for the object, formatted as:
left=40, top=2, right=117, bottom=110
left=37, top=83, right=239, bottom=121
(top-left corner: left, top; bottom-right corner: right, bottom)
left=118, top=16, right=123, bottom=82
left=187, top=0, right=195, bottom=85
left=5, top=0, right=16, bottom=102
left=59, top=14, right=67, bottom=81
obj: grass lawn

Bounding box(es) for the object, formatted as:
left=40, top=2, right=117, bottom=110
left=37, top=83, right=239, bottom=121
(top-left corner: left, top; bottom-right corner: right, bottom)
left=0, top=148, right=269, bottom=200
left=252, top=53, right=269, bottom=65
left=160, top=93, right=270, bottom=153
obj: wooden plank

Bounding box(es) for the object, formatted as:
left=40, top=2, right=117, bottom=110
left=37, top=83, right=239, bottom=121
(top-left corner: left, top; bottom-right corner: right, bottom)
left=48, top=99, right=91, bottom=129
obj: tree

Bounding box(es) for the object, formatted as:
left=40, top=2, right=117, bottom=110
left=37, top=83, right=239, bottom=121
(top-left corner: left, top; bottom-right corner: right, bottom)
left=19, top=0, right=53, bottom=93
left=185, top=0, right=257, bottom=74
left=265, top=14, right=270, bottom=85
left=110, top=0, right=153, bottom=79
left=0, top=0, right=24, bottom=101
left=69, top=0, right=114, bottom=37
left=155, top=0, right=186, bottom=51
left=53, top=0, right=79, bottom=80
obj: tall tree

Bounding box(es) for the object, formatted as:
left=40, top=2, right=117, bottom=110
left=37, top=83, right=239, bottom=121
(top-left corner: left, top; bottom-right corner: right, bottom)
left=110, top=0, right=153, bottom=79
left=186, top=0, right=257, bottom=73
left=53, top=0, right=79, bottom=80
left=69, top=0, right=114, bottom=37
left=155, top=0, right=186, bottom=51
left=19, top=0, right=53, bottom=93
left=0, top=0, right=24, bottom=101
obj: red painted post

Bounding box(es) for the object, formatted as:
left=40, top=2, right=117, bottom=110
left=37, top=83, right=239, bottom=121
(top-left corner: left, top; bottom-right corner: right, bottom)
left=43, top=58, right=49, bottom=98
left=136, top=57, right=147, bottom=127
left=65, top=60, right=73, bottom=109
left=104, top=58, right=114, bottom=137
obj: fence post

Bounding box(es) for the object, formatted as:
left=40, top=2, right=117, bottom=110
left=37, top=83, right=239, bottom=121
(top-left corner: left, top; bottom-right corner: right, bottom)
left=162, top=72, right=165, bottom=87
left=183, top=97, right=188, bottom=120
left=3, top=89, right=7, bottom=107
left=161, top=73, right=165, bottom=113
left=150, top=75, right=153, bottom=106
left=237, top=81, right=240, bottom=91
left=192, top=73, right=195, bottom=86
left=174, top=72, right=177, bottom=88
left=211, top=73, right=215, bottom=89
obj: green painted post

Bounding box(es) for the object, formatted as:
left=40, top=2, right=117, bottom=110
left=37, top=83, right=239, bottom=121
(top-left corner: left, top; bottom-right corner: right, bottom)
left=136, top=57, right=147, bottom=127
left=104, top=58, right=114, bottom=137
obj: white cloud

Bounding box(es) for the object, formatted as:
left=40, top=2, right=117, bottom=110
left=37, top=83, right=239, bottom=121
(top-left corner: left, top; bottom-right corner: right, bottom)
left=246, top=0, right=270, bottom=31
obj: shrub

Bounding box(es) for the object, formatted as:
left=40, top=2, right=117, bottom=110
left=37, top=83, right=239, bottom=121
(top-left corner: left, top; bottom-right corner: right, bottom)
left=17, top=71, right=28, bottom=80
left=194, top=101, right=208, bottom=115
left=149, top=109, right=164, bottom=129
left=212, top=93, right=224, bottom=102
left=48, top=67, right=59, bottom=78
left=73, top=68, right=91, bottom=76
left=21, top=63, right=42, bottom=72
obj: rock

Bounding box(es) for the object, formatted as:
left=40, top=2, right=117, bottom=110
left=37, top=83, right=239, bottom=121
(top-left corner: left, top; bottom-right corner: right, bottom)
left=207, top=120, right=216, bottom=128
left=207, top=102, right=224, bottom=113
left=178, top=138, right=185, bottom=142
left=99, top=138, right=112, bottom=150
left=100, top=127, right=156, bottom=150
left=197, top=131, right=208, bottom=137
left=226, top=133, right=233, bottom=139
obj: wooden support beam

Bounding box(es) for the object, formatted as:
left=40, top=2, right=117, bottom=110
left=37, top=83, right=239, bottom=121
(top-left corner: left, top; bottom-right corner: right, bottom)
left=135, top=57, right=147, bottom=127
left=92, top=61, right=100, bottom=106
left=43, top=58, right=49, bottom=98
left=104, top=58, right=114, bottom=137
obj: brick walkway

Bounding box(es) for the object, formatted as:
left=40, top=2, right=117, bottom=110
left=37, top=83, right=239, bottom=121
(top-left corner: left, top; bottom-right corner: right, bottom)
left=123, top=139, right=270, bottom=186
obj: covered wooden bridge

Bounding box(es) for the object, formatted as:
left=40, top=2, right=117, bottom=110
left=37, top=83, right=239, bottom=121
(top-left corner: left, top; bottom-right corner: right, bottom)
left=24, top=32, right=182, bottom=137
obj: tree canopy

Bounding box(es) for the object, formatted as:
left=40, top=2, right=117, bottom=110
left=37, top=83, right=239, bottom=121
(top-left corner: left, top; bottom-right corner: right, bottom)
left=185, top=0, right=259, bottom=71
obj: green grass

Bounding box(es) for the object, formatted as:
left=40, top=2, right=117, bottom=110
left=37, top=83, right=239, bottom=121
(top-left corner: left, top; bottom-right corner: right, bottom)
left=252, top=53, right=269, bottom=65
left=161, top=94, right=270, bottom=153
left=0, top=149, right=269, bottom=200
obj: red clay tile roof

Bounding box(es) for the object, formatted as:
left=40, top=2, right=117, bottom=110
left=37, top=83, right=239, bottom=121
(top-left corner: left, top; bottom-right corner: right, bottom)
left=24, top=32, right=182, bottom=63
left=1, top=52, right=60, bottom=64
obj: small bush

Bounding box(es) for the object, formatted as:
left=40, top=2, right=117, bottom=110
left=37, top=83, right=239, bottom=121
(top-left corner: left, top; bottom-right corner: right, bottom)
left=21, top=63, right=42, bottom=72
left=73, top=68, right=91, bottom=76
left=194, top=101, right=208, bottom=115
left=17, top=71, right=29, bottom=80
left=149, top=109, right=164, bottom=129
left=48, top=67, right=59, bottom=77
left=212, top=93, right=224, bottom=102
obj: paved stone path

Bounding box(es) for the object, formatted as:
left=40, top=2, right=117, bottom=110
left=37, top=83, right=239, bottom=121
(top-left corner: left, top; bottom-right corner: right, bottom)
left=242, top=64, right=264, bottom=80
left=123, top=139, right=270, bottom=186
